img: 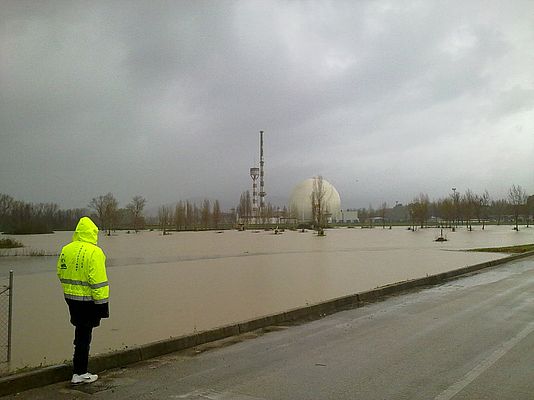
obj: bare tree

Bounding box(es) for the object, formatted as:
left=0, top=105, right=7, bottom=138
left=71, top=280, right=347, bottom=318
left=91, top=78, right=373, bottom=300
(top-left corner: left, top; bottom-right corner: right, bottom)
left=311, top=175, right=327, bottom=235
left=491, top=199, right=507, bottom=225
left=175, top=201, right=186, bottom=231
left=527, top=195, right=534, bottom=228
left=201, top=199, right=211, bottom=229
left=192, top=203, right=200, bottom=229
left=410, top=193, right=430, bottom=228
left=88, top=195, right=106, bottom=227
left=438, top=198, right=454, bottom=228
left=158, top=205, right=173, bottom=235
left=104, top=193, right=119, bottom=235
left=0, top=194, right=14, bottom=229
left=379, top=202, right=388, bottom=228
left=212, top=200, right=221, bottom=229
left=89, top=192, right=118, bottom=235
left=450, top=189, right=461, bottom=228
left=478, top=190, right=490, bottom=230
left=461, top=189, right=477, bottom=231
left=185, top=201, right=194, bottom=230
left=368, top=204, right=375, bottom=228
left=508, top=184, right=527, bottom=231
left=126, top=195, right=146, bottom=232
left=237, top=191, right=252, bottom=225
left=357, top=207, right=368, bottom=227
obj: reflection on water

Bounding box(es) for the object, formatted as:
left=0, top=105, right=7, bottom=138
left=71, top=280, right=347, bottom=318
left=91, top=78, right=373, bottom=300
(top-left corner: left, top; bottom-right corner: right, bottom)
left=0, top=226, right=532, bottom=371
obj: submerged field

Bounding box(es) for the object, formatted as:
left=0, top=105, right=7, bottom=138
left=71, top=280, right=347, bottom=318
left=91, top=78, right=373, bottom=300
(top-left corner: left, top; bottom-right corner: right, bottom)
left=1, top=225, right=533, bottom=373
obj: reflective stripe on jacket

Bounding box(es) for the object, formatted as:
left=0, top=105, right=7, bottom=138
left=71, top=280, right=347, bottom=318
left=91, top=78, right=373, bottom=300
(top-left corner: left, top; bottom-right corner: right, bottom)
left=57, top=217, right=109, bottom=304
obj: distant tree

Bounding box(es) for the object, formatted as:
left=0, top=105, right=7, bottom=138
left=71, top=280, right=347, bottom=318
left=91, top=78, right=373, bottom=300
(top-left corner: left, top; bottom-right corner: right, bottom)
left=379, top=202, right=388, bottom=228
left=193, top=203, right=200, bottom=229
left=237, top=191, right=252, bottom=225
left=104, top=193, right=119, bottom=235
left=408, top=203, right=416, bottom=231
left=368, top=204, right=375, bottom=227
left=311, top=175, right=327, bottom=235
left=437, top=198, right=454, bottom=228
left=0, top=194, right=14, bottom=231
left=478, top=190, right=490, bottom=230
left=126, top=195, right=146, bottom=232
left=212, top=200, right=221, bottom=229
left=490, top=199, right=507, bottom=225
left=450, top=189, right=461, bottom=227
left=55, top=207, right=86, bottom=230
left=42, top=202, right=59, bottom=232
left=265, top=202, right=275, bottom=223
left=89, top=192, right=118, bottom=235
left=358, top=207, right=368, bottom=226
left=88, top=195, right=107, bottom=227
left=201, top=199, right=211, bottom=228
left=410, top=193, right=430, bottom=228
left=508, top=185, right=527, bottom=231
left=527, top=195, right=534, bottom=228
left=175, top=201, right=186, bottom=231
left=461, top=189, right=477, bottom=231
left=185, top=200, right=195, bottom=229
left=158, top=205, right=173, bottom=235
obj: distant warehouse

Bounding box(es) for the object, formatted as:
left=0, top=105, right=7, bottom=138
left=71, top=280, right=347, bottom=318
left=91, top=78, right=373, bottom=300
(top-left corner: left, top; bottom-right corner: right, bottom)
left=338, top=209, right=359, bottom=224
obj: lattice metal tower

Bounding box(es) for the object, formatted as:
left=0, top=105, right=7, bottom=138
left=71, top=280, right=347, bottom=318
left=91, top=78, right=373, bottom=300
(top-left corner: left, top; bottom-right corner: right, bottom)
left=250, top=166, right=259, bottom=219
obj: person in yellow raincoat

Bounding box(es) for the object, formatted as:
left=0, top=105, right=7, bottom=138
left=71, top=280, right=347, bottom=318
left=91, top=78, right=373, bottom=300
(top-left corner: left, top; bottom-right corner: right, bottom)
left=57, top=216, right=109, bottom=385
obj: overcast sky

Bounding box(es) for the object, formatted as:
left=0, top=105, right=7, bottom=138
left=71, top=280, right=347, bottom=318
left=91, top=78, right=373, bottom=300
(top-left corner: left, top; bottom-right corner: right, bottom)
left=1, top=1, right=533, bottom=211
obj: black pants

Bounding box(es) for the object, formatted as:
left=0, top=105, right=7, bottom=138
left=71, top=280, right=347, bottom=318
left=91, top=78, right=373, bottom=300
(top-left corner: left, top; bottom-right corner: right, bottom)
left=73, top=325, right=93, bottom=375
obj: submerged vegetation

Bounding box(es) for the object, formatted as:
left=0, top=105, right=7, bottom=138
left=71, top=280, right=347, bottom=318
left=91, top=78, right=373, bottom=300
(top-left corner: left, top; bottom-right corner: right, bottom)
left=468, top=244, right=534, bottom=254
left=0, top=237, right=23, bottom=248
left=0, top=248, right=58, bottom=257
left=0, top=237, right=58, bottom=256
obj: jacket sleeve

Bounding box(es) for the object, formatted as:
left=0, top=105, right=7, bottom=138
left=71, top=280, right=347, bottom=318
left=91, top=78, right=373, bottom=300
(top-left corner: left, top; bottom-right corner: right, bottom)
left=95, top=302, right=110, bottom=319
left=88, top=248, right=109, bottom=304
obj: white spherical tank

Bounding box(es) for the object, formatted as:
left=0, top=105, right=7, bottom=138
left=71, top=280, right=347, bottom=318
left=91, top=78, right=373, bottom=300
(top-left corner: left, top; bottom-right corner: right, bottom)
left=289, top=178, right=341, bottom=222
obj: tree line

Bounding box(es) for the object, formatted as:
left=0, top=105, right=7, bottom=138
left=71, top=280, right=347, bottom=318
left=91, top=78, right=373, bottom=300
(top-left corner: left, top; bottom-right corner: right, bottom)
left=1, top=184, right=532, bottom=235
left=235, top=190, right=288, bottom=225
left=157, top=199, right=228, bottom=234
left=0, top=193, right=86, bottom=234
left=0, top=192, right=234, bottom=235
left=0, top=192, right=147, bottom=234
left=357, top=185, right=533, bottom=231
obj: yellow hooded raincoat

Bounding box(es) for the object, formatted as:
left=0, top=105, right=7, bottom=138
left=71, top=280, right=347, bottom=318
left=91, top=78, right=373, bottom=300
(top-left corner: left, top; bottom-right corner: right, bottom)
left=57, top=217, right=109, bottom=304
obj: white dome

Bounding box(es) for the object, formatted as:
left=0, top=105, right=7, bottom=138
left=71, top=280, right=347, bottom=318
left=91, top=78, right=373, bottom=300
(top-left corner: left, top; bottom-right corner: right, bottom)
left=289, top=178, right=341, bottom=222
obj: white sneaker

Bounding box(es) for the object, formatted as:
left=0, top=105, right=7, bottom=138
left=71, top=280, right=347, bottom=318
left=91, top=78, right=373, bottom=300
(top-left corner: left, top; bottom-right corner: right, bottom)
left=71, top=372, right=98, bottom=385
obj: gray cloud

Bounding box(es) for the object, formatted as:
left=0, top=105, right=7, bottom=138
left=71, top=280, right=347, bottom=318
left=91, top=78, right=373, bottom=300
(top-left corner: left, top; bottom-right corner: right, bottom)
left=1, top=0, right=533, bottom=210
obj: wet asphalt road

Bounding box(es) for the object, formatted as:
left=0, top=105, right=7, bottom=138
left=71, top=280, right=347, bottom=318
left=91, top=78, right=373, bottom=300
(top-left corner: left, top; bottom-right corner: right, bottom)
left=6, top=257, right=534, bottom=400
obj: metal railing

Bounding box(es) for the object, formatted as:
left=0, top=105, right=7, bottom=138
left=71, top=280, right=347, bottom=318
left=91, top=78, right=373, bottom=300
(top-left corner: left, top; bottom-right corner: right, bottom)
left=0, top=271, right=13, bottom=365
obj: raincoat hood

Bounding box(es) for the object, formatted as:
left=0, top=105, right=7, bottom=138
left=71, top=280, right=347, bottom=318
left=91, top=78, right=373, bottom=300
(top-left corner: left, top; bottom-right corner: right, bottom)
left=73, top=217, right=99, bottom=245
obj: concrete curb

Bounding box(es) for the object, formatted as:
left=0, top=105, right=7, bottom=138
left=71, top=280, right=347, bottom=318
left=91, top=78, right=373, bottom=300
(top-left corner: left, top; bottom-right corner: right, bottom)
left=2, top=251, right=533, bottom=397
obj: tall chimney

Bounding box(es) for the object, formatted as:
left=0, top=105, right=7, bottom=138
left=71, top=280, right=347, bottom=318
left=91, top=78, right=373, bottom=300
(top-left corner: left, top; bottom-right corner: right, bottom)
left=259, top=130, right=266, bottom=218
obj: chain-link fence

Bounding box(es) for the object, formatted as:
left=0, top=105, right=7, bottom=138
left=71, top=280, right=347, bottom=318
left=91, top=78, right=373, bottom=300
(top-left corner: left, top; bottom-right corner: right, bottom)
left=0, top=271, right=13, bottom=365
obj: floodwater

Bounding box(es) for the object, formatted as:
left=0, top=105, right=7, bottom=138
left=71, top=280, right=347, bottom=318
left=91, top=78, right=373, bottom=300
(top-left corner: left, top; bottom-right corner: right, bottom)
left=0, top=225, right=533, bottom=372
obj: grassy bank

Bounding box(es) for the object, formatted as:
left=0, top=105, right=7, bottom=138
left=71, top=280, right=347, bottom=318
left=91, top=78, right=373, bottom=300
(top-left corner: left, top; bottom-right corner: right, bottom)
left=468, top=244, right=534, bottom=254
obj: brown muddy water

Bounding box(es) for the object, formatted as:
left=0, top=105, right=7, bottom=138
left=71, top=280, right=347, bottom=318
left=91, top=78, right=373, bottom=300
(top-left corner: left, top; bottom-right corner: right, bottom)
left=0, top=226, right=533, bottom=372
